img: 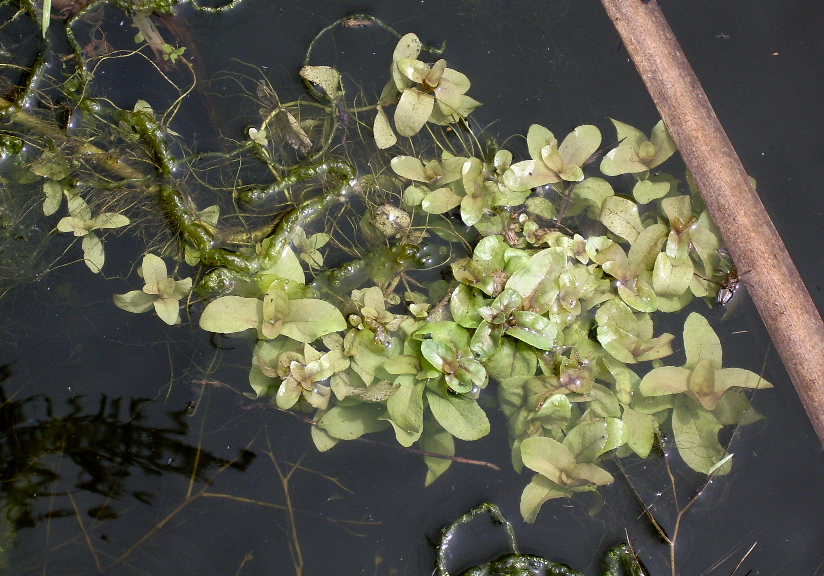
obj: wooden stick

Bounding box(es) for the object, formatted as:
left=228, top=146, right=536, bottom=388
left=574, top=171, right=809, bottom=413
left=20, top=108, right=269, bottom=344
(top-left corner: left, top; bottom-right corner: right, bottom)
left=598, top=0, right=824, bottom=446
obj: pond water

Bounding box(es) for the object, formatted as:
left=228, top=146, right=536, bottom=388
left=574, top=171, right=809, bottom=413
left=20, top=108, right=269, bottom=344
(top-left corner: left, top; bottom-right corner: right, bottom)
left=1, top=0, right=823, bottom=575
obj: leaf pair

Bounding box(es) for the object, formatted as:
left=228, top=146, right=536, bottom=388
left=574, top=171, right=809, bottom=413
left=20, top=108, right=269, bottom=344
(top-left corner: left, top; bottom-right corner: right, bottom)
left=639, top=313, right=772, bottom=474
left=114, top=254, right=192, bottom=325
left=56, top=195, right=130, bottom=273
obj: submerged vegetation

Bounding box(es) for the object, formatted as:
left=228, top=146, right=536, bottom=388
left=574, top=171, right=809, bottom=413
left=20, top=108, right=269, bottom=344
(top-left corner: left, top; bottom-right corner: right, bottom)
left=0, top=0, right=774, bottom=535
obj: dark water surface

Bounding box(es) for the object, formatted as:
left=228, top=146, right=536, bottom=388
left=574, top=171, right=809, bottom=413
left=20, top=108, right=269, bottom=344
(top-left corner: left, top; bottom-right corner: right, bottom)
left=1, top=0, right=823, bottom=574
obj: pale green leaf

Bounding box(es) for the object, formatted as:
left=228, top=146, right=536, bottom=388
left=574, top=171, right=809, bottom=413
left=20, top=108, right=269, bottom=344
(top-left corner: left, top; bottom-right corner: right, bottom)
left=622, top=406, right=657, bottom=457
left=374, top=106, right=397, bottom=149
left=199, top=296, right=261, bottom=334
left=386, top=376, right=425, bottom=445
left=422, top=187, right=462, bottom=214
left=632, top=180, right=670, bottom=204
left=141, top=254, right=168, bottom=292
left=311, top=424, right=340, bottom=452
left=281, top=299, right=346, bottom=343
left=56, top=216, right=87, bottom=236
left=568, top=463, right=614, bottom=486
left=652, top=253, right=694, bottom=296
left=299, top=65, right=341, bottom=98
left=520, top=474, right=570, bottom=524
left=649, top=120, right=677, bottom=168
left=507, top=312, right=558, bottom=350
left=153, top=297, right=181, bottom=325
left=43, top=180, right=63, bottom=216
left=419, top=418, right=455, bottom=486
left=318, top=403, right=389, bottom=440
left=600, top=196, right=643, bottom=243
left=113, top=290, right=156, bottom=313
left=627, top=224, right=668, bottom=274
left=563, top=420, right=609, bottom=462
left=526, top=124, right=556, bottom=162
left=639, top=366, right=691, bottom=396
left=520, top=474, right=570, bottom=523
left=81, top=232, right=104, bottom=273
left=672, top=395, right=730, bottom=475
left=599, top=145, right=648, bottom=176
left=715, top=368, right=773, bottom=395
left=559, top=125, right=601, bottom=167
left=391, top=156, right=428, bottom=181
left=505, top=247, right=565, bottom=300
left=394, top=88, right=435, bottom=137
left=92, top=212, right=129, bottom=229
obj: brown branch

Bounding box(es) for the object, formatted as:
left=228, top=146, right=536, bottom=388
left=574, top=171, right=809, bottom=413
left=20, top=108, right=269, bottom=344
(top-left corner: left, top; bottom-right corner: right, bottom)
left=598, top=0, right=824, bottom=446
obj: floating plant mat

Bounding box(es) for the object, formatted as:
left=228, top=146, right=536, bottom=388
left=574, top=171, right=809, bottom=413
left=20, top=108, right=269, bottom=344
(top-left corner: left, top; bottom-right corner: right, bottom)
left=1, top=1, right=823, bottom=575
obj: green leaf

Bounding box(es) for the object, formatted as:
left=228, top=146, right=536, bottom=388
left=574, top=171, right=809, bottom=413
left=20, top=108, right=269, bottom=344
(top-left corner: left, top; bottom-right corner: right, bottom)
left=422, top=187, right=462, bottom=214
left=281, top=299, right=347, bottom=343
left=507, top=311, right=558, bottom=349
left=648, top=120, right=677, bottom=168
left=311, top=424, right=340, bottom=452
left=450, top=285, right=485, bottom=328
left=261, top=280, right=289, bottom=339
left=622, top=406, right=657, bottom=457
left=318, top=403, right=389, bottom=440
left=532, top=394, right=572, bottom=429
left=559, top=125, right=601, bottom=168
left=683, top=312, right=722, bottom=369
left=43, top=180, right=63, bottom=216
left=386, top=376, right=425, bottom=446
left=419, top=418, right=455, bottom=486
left=567, top=177, right=613, bottom=217
left=505, top=247, right=565, bottom=301
left=525, top=124, right=556, bottom=161
left=626, top=224, right=668, bottom=275
left=31, top=149, right=70, bottom=180
left=563, top=420, right=609, bottom=463
left=460, top=193, right=484, bottom=227
left=639, top=366, right=691, bottom=396
left=652, top=253, right=694, bottom=296
left=395, top=88, right=435, bottom=137
left=520, top=474, right=570, bottom=523
left=261, top=244, right=305, bottom=284
left=599, top=145, right=648, bottom=176
left=672, top=395, right=730, bottom=475
left=632, top=180, right=670, bottom=204
left=426, top=391, right=490, bottom=441
left=714, top=368, right=773, bottom=395
left=199, top=296, right=261, bottom=334
left=600, top=196, right=643, bottom=243
left=520, top=436, right=575, bottom=484
left=390, top=155, right=428, bottom=181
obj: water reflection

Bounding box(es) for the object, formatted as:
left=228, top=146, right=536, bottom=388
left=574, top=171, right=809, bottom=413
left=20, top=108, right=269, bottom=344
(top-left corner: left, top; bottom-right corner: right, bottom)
left=0, top=362, right=254, bottom=532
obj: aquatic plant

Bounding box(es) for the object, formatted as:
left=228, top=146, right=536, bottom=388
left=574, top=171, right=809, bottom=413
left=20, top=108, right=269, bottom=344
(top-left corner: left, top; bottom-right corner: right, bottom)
left=436, top=503, right=646, bottom=576
left=0, top=2, right=773, bottom=525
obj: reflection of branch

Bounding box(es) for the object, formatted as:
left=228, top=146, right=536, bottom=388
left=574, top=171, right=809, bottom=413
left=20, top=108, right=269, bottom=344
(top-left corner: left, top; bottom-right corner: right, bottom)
left=615, top=432, right=755, bottom=576
left=0, top=375, right=253, bottom=532
left=194, top=378, right=502, bottom=472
